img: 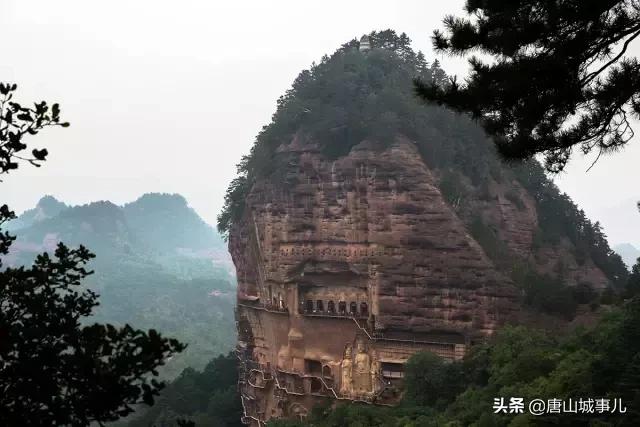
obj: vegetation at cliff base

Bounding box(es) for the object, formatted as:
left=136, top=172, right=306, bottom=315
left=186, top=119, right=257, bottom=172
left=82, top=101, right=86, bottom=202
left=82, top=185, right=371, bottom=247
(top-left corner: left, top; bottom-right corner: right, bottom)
left=125, top=352, right=243, bottom=427
left=270, top=296, right=640, bottom=427
left=116, top=256, right=640, bottom=427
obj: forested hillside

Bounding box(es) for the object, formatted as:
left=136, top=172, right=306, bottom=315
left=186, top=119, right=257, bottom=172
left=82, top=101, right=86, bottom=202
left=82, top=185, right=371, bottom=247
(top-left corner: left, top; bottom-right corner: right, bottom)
left=219, top=30, right=628, bottom=321
left=125, top=352, right=243, bottom=427
left=4, top=193, right=236, bottom=378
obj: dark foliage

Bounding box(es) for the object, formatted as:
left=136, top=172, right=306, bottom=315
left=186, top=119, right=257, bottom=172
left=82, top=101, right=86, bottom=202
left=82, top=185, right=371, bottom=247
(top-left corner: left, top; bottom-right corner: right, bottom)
left=0, top=210, right=186, bottom=426
left=126, top=352, right=243, bottom=427
left=416, top=1, right=640, bottom=172
left=7, top=194, right=236, bottom=378
left=403, top=351, right=465, bottom=408
left=0, top=83, right=68, bottom=174
left=626, top=257, right=640, bottom=297
left=521, top=270, right=578, bottom=318
left=217, top=30, right=515, bottom=236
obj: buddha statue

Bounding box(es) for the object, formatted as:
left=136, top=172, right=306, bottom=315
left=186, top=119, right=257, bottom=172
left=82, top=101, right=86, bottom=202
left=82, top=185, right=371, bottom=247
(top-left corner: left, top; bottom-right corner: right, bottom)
left=353, top=339, right=371, bottom=394
left=340, top=345, right=353, bottom=396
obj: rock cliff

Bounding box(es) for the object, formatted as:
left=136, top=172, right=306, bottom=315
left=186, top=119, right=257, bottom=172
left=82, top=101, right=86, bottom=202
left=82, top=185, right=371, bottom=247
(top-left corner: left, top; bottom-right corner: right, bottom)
left=223, top=31, right=626, bottom=425
left=231, top=138, right=517, bottom=424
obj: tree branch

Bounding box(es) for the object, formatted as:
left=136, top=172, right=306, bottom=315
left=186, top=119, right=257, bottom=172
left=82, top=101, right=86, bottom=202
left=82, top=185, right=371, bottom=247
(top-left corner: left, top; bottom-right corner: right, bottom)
left=581, top=27, right=640, bottom=85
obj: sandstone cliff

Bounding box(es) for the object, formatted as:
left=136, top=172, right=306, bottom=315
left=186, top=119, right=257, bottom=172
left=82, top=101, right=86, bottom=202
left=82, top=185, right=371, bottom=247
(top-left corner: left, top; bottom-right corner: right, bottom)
left=221, top=30, right=627, bottom=425
left=230, top=138, right=517, bottom=424
left=231, top=138, right=517, bottom=339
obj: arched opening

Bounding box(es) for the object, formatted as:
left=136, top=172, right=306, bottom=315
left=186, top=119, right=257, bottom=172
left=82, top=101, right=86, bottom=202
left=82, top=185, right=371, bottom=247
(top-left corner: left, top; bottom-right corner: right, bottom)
left=349, top=302, right=357, bottom=315
left=306, top=300, right=313, bottom=312
left=338, top=301, right=347, bottom=314
left=360, top=302, right=368, bottom=317
left=272, top=297, right=277, bottom=308
left=316, top=300, right=324, bottom=312
left=327, top=300, right=335, bottom=313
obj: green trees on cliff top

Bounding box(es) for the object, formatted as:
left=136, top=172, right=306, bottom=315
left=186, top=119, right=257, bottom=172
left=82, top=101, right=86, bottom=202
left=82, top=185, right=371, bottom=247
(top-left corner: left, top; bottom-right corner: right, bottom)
left=217, top=30, right=472, bottom=236
left=217, top=29, right=627, bottom=293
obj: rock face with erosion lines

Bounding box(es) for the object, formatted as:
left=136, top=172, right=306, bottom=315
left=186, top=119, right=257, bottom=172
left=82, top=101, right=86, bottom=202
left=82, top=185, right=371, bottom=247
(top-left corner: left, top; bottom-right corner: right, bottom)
left=231, top=139, right=517, bottom=425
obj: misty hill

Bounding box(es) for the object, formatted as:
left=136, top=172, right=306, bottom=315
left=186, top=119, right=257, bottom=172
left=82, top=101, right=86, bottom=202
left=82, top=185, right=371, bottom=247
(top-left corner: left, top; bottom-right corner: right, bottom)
left=14, top=200, right=135, bottom=259
left=5, top=195, right=67, bottom=231
left=5, top=193, right=236, bottom=378
left=123, top=193, right=225, bottom=255
left=8, top=193, right=228, bottom=269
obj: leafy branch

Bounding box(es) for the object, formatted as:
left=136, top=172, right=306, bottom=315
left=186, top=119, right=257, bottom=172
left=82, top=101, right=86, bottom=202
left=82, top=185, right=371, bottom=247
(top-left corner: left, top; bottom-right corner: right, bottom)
left=0, top=82, right=69, bottom=175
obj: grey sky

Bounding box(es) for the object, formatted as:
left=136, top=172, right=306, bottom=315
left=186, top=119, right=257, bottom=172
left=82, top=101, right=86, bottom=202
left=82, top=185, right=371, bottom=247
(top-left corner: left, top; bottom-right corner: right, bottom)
left=1, top=0, right=639, bottom=247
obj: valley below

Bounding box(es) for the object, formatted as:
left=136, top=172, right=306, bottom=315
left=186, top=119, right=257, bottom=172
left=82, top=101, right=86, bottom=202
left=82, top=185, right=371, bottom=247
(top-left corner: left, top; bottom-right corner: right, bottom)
left=4, top=193, right=237, bottom=379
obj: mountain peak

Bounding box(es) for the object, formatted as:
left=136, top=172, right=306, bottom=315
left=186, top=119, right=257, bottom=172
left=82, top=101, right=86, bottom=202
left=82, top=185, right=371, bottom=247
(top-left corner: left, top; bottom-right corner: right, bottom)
left=122, top=193, right=221, bottom=252
left=36, top=195, right=64, bottom=208
left=7, top=195, right=68, bottom=231
left=128, top=193, right=188, bottom=207
left=35, top=195, right=67, bottom=216
left=9, top=193, right=224, bottom=261
left=70, top=200, right=122, bottom=215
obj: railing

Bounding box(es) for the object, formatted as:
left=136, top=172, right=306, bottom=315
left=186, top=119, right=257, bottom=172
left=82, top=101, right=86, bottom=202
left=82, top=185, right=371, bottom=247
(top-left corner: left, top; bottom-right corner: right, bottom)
left=237, top=301, right=289, bottom=315
left=299, top=308, right=369, bottom=319
left=236, top=348, right=264, bottom=426
left=350, top=317, right=462, bottom=347
left=242, top=360, right=388, bottom=404
left=239, top=394, right=265, bottom=427
left=235, top=318, right=462, bottom=425
left=236, top=343, right=394, bottom=425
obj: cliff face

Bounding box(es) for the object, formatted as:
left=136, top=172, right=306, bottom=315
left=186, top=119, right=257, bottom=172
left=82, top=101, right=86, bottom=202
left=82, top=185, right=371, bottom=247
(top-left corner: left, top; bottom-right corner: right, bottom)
left=456, top=172, right=612, bottom=291
left=225, top=31, right=625, bottom=425
left=230, top=138, right=517, bottom=424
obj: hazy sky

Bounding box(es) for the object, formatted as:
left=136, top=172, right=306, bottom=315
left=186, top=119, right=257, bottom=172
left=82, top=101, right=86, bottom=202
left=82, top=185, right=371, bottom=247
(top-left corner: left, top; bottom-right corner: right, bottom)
left=1, top=0, right=639, bottom=247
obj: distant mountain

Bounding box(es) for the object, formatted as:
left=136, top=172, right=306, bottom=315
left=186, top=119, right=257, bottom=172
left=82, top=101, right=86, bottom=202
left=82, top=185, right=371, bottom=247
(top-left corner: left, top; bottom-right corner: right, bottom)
left=6, top=195, right=68, bottom=231
left=123, top=193, right=225, bottom=255
left=2, top=193, right=236, bottom=378
left=15, top=200, right=134, bottom=259
left=614, top=243, right=640, bottom=269
left=7, top=193, right=228, bottom=268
